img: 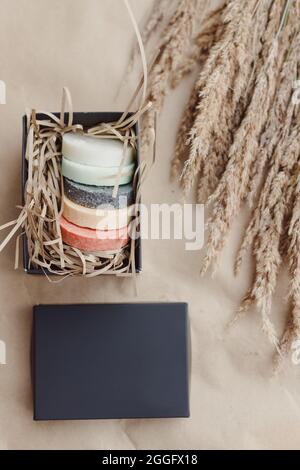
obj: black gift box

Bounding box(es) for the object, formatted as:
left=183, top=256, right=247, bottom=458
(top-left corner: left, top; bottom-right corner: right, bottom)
left=32, top=303, right=190, bottom=421
left=22, top=112, right=142, bottom=275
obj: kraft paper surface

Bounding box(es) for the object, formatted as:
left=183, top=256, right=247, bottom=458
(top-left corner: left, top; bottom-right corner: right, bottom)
left=0, top=0, right=299, bottom=450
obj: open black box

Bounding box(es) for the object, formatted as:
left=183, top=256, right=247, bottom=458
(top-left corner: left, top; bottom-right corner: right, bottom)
left=22, top=112, right=142, bottom=275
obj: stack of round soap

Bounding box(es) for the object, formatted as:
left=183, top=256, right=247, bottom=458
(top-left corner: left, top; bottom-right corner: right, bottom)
left=61, top=133, right=136, bottom=253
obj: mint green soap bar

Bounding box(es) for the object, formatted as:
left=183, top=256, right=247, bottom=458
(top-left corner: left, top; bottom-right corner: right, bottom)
left=62, top=157, right=135, bottom=186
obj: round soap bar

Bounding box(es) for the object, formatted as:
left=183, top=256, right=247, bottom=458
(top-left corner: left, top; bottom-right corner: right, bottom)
left=63, top=195, right=133, bottom=230
left=64, top=178, right=135, bottom=209
left=62, top=133, right=136, bottom=167
left=60, top=216, right=129, bottom=252
left=62, top=157, right=135, bottom=186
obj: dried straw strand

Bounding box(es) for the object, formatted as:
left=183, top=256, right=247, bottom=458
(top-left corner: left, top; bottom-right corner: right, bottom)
left=201, top=0, right=289, bottom=274
left=180, top=0, right=260, bottom=196
left=142, top=0, right=203, bottom=149
left=141, top=0, right=300, bottom=360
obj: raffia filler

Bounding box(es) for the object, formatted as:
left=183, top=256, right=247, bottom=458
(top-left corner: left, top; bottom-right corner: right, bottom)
left=0, top=88, right=146, bottom=279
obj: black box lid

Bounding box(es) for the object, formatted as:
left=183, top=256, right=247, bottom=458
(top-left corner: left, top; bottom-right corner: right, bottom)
left=33, top=303, right=190, bottom=421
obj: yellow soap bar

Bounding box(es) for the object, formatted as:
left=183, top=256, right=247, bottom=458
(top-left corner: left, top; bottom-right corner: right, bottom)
left=62, top=195, right=134, bottom=230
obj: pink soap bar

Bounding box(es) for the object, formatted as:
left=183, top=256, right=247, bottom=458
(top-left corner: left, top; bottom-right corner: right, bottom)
left=60, top=216, right=129, bottom=252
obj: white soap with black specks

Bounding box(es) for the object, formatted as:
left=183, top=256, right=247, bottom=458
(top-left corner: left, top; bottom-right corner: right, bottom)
left=64, top=178, right=134, bottom=209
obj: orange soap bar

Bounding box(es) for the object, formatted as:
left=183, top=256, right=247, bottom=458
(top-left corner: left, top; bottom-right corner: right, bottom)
left=60, top=216, right=129, bottom=253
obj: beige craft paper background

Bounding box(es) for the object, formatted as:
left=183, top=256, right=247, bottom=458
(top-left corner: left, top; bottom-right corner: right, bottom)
left=0, top=0, right=299, bottom=450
